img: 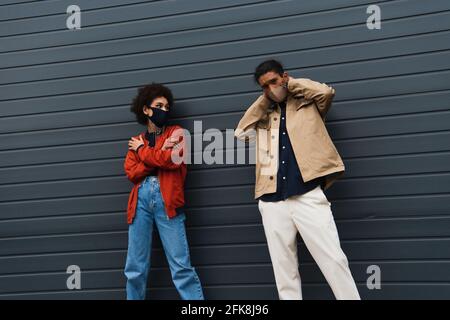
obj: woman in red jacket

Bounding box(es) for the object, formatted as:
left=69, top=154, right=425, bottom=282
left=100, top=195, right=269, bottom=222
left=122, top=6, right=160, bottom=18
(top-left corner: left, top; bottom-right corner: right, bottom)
left=123, top=83, right=204, bottom=300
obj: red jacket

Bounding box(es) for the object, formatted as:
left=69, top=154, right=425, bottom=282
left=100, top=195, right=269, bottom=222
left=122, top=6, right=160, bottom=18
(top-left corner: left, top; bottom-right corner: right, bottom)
left=123, top=125, right=187, bottom=224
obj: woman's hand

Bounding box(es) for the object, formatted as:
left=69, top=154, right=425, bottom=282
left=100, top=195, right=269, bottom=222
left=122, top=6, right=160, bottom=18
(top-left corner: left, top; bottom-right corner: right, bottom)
left=162, top=136, right=180, bottom=150
left=128, top=136, right=145, bottom=151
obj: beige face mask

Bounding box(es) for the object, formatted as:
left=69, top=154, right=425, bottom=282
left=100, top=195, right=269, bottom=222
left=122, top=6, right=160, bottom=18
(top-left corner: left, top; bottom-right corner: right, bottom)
left=268, top=83, right=288, bottom=103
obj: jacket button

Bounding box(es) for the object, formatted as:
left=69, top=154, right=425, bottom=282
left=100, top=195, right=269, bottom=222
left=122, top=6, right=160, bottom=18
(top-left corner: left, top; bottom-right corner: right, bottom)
left=269, top=176, right=274, bottom=180
left=271, top=135, right=275, bottom=139
left=273, top=117, right=277, bottom=121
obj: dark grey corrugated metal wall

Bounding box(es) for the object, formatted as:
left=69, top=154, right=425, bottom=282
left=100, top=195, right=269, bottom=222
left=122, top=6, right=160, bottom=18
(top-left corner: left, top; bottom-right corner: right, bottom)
left=0, top=0, right=450, bottom=299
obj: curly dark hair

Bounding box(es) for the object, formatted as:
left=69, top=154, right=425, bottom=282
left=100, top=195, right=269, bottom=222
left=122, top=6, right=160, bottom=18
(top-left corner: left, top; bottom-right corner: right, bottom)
left=130, top=83, right=174, bottom=125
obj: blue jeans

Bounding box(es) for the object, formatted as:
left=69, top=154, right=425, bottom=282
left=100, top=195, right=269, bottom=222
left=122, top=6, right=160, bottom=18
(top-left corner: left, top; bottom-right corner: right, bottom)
left=124, top=176, right=204, bottom=300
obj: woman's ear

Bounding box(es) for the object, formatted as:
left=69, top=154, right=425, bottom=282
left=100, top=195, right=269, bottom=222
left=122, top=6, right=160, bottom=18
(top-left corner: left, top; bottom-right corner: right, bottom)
left=142, top=105, right=153, bottom=117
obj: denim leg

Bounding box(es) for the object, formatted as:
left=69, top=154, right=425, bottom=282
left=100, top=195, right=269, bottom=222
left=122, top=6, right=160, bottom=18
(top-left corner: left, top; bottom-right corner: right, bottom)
left=152, top=182, right=204, bottom=300
left=124, top=178, right=154, bottom=300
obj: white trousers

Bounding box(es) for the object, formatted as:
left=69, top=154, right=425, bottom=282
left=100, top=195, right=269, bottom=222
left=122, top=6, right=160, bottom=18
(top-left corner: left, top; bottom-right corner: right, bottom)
left=258, top=185, right=361, bottom=300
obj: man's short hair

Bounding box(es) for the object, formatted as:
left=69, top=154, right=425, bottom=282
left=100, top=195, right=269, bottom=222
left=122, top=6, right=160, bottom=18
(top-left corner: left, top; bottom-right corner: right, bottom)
left=254, top=59, right=285, bottom=84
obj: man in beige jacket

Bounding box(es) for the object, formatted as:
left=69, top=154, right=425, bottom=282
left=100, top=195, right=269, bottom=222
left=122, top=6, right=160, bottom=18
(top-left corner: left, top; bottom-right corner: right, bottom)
left=235, top=60, right=360, bottom=300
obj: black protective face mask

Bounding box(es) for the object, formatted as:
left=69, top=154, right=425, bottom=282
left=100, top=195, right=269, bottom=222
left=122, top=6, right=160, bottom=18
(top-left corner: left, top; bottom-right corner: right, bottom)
left=147, top=107, right=169, bottom=128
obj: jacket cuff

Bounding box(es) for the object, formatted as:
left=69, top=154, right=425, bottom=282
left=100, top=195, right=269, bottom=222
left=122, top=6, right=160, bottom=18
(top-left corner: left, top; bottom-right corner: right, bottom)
left=136, top=144, right=144, bottom=156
